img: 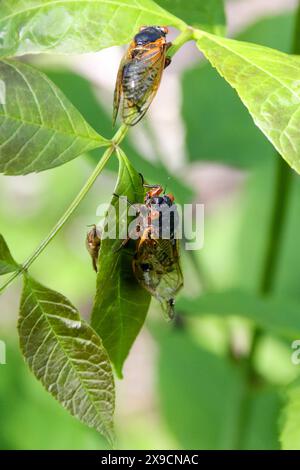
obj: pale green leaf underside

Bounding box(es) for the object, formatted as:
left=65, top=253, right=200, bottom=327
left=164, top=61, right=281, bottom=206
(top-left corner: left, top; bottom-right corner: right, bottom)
left=19, top=275, right=115, bottom=444
left=91, top=149, right=151, bottom=378
left=0, top=233, right=19, bottom=275
left=195, top=31, right=300, bottom=173
left=0, top=59, right=108, bottom=175
left=178, top=289, right=300, bottom=340
left=156, top=0, right=226, bottom=35
left=0, top=0, right=185, bottom=57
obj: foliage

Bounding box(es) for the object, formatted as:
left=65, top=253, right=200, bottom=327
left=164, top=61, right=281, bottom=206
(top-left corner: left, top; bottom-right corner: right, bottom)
left=91, top=149, right=151, bottom=378
left=1, top=0, right=300, bottom=449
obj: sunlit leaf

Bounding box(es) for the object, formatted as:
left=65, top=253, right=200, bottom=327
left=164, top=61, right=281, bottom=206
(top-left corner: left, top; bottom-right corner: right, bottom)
left=19, top=275, right=115, bottom=445
left=0, top=59, right=108, bottom=175
left=178, top=290, right=300, bottom=340
left=0, top=0, right=185, bottom=58
left=195, top=30, right=300, bottom=173
left=156, top=0, right=226, bottom=34
left=0, top=234, right=19, bottom=275
left=91, top=148, right=151, bottom=378
left=182, top=15, right=294, bottom=168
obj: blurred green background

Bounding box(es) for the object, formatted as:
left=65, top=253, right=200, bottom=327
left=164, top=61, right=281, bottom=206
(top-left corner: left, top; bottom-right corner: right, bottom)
left=1, top=0, right=300, bottom=450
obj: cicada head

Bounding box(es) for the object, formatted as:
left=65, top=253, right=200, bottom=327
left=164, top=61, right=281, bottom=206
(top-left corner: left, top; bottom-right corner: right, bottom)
left=134, top=26, right=168, bottom=46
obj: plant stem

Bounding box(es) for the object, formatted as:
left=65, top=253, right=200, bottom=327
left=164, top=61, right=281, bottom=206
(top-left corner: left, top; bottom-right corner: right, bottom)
left=0, top=127, right=129, bottom=294
left=168, top=27, right=194, bottom=58
left=260, top=158, right=292, bottom=294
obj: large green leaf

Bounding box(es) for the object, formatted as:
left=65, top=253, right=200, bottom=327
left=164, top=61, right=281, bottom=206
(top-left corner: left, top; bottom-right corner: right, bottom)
left=178, top=290, right=300, bottom=340
left=280, top=378, right=300, bottom=449
left=194, top=30, right=300, bottom=173
left=0, top=0, right=185, bottom=58
left=156, top=0, right=225, bottom=34
left=182, top=14, right=294, bottom=168
left=19, top=275, right=115, bottom=445
left=91, top=149, right=151, bottom=378
left=0, top=59, right=108, bottom=175
left=0, top=233, right=19, bottom=275
left=157, top=329, right=245, bottom=449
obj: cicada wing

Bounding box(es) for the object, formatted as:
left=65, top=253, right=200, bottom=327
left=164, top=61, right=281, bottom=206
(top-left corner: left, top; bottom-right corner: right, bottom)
left=113, top=53, right=128, bottom=127
left=121, top=45, right=168, bottom=126
left=133, top=238, right=183, bottom=319
left=158, top=263, right=183, bottom=320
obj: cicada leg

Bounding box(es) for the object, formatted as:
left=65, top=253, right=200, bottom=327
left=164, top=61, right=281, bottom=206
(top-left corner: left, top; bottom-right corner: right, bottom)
left=113, top=236, right=130, bottom=253
left=164, top=42, right=172, bottom=69
left=164, top=57, right=171, bottom=69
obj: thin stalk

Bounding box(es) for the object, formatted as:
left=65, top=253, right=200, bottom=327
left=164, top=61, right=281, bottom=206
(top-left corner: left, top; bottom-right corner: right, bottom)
left=260, top=158, right=292, bottom=293
left=168, top=27, right=193, bottom=58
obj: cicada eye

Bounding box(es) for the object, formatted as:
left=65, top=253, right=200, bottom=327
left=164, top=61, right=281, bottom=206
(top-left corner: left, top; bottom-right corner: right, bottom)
left=141, top=263, right=152, bottom=272
left=165, top=193, right=175, bottom=203
left=160, top=26, right=168, bottom=35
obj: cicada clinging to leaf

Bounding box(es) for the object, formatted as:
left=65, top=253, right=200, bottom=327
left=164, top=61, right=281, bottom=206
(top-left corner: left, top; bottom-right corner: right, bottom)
left=132, top=181, right=183, bottom=320
left=113, top=26, right=171, bottom=126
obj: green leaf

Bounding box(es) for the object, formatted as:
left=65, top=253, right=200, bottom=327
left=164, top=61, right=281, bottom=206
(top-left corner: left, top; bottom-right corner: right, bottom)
left=156, top=0, right=226, bottom=35
left=91, top=149, right=151, bottom=378
left=0, top=234, right=19, bottom=275
left=240, top=388, right=281, bottom=450
left=157, top=329, right=245, bottom=449
left=280, top=378, right=300, bottom=449
left=182, top=14, right=294, bottom=168
left=18, top=275, right=115, bottom=445
left=178, top=290, right=300, bottom=340
left=195, top=30, right=300, bottom=173
left=0, top=337, right=107, bottom=449
left=0, top=0, right=185, bottom=58
left=0, top=59, right=108, bottom=175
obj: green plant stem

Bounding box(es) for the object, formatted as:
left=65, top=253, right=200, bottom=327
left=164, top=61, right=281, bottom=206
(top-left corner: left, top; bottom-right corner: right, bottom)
left=260, top=158, right=292, bottom=294
left=0, top=126, right=129, bottom=294
left=168, top=27, right=193, bottom=58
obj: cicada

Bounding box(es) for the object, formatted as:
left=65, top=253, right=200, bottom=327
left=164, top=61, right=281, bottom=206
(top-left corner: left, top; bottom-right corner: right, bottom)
left=132, top=182, right=183, bottom=319
left=113, top=26, right=171, bottom=126
left=86, top=224, right=101, bottom=272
